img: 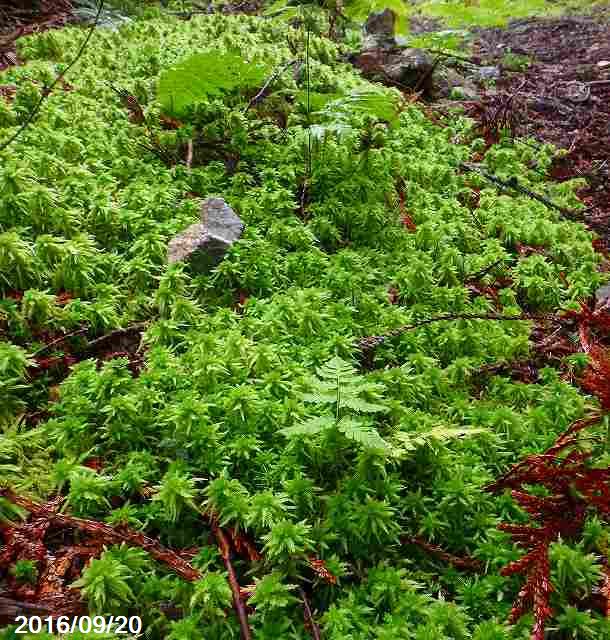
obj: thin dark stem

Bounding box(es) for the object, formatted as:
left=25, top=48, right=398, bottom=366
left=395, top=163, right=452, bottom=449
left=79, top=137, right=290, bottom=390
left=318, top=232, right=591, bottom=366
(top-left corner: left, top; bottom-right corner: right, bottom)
left=403, top=536, right=483, bottom=572
left=299, top=588, right=321, bottom=640
left=30, top=327, right=88, bottom=358
left=213, top=524, right=252, bottom=640
left=0, top=0, right=105, bottom=154
left=243, top=59, right=297, bottom=113
left=460, top=162, right=581, bottom=219
left=358, top=312, right=547, bottom=351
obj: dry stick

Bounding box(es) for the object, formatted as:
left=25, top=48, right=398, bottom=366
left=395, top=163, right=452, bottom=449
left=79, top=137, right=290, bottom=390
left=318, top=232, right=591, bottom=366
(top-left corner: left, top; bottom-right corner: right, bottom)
left=0, top=0, right=105, bottom=154
left=459, top=162, right=581, bottom=219
left=403, top=536, right=483, bottom=572
left=357, top=312, right=546, bottom=351
left=244, top=59, right=298, bottom=113
left=30, top=327, right=89, bottom=358
left=0, top=489, right=202, bottom=582
left=464, top=258, right=506, bottom=282
left=186, top=139, right=193, bottom=172
left=213, top=523, right=252, bottom=640
left=299, top=588, right=321, bottom=640
left=82, top=321, right=148, bottom=354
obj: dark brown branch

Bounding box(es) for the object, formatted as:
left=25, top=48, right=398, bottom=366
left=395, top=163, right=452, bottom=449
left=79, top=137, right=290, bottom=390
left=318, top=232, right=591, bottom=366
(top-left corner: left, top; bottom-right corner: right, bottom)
left=244, top=59, right=298, bottom=113
left=30, top=327, right=88, bottom=358
left=0, top=489, right=201, bottom=582
left=357, top=312, right=546, bottom=352
left=460, top=162, right=581, bottom=219
left=213, top=523, right=252, bottom=640
left=0, top=0, right=105, bottom=154
left=81, top=322, right=148, bottom=354
left=403, top=536, right=483, bottom=572
left=299, top=587, right=321, bottom=640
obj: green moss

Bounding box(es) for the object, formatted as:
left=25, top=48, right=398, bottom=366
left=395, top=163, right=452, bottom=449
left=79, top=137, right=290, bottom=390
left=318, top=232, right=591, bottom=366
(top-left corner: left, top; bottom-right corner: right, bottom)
left=0, top=10, right=607, bottom=640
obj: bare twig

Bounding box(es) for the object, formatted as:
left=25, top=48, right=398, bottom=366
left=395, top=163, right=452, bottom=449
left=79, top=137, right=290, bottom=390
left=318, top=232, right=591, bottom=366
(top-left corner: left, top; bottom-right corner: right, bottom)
left=300, top=588, right=321, bottom=640
left=244, top=59, right=297, bottom=113
left=213, top=523, right=252, bottom=640
left=82, top=322, right=148, bottom=354
left=0, top=0, right=105, bottom=154
left=0, top=489, right=202, bottom=582
left=357, top=312, right=545, bottom=352
left=460, top=162, right=581, bottom=219
left=403, top=536, right=483, bottom=572
left=186, top=139, right=193, bottom=171
left=30, top=327, right=88, bottom=358
left=464, top=258, right=506, bottom=282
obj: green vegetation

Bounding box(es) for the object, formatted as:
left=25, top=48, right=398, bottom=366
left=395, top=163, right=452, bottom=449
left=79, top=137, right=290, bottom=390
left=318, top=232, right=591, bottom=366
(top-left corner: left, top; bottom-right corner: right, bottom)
left=0, top=5, right=609, bottom=640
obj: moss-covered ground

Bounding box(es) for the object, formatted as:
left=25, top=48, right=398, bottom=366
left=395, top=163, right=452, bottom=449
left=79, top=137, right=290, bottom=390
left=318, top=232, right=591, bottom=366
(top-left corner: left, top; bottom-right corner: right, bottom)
left=0, top=5, right=609, bottom=640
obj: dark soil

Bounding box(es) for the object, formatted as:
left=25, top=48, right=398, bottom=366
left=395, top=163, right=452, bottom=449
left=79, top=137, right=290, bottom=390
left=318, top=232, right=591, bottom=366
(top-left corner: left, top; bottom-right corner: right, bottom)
left=0, top=0, right=75, bottom=70
left=471, top=14, right=610, bottom=242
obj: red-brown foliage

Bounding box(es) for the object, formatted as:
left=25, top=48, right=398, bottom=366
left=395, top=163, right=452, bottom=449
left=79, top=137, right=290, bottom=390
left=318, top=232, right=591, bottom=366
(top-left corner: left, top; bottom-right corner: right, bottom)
left=486, top=414, right=610, bottom=638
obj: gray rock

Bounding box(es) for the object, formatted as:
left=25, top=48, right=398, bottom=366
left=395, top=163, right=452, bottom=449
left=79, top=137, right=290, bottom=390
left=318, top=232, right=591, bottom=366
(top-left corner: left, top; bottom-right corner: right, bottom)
left=168, top=197, right=244, bottom=272
left=596, top=283, right=610, bottom=307
left=451, top=85, right=479, bottom=101
left=430, top=68, right=473, bottom=100
left=362, top=9, right=397, bottom=50
left=474, top=65, right=501, bottom=81
left=364, top=9, right=396, bottom=38
left=384, top=48, right=434, bottom=88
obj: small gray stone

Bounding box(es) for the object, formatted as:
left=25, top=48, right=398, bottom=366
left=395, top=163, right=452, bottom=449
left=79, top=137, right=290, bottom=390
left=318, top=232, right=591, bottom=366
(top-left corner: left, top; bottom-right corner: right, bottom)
left=596, top=283, right=610, bottom=307
left=384, top=48, right=433, bottom=88
left=474, top=66, right=501, bottom=81
left=364, top=9, right=396, bottom=38
left=168, top=197, right=244, bottom=272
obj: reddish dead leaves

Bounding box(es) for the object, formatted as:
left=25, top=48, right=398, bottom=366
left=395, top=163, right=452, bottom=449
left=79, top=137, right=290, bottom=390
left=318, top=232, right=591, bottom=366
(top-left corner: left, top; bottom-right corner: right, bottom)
left=486, top=414, right=609, bottom=638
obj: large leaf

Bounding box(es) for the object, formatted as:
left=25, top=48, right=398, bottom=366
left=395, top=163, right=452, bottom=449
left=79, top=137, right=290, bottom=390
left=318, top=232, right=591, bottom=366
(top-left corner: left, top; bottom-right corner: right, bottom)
left=157, top=52, right=268, bottom=118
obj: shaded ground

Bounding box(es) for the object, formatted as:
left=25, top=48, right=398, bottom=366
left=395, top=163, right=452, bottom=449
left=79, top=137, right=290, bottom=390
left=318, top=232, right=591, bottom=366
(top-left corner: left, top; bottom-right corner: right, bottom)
left=0, top=1, right=75, bottom=70
left=470, top=14, right=610, bottom=241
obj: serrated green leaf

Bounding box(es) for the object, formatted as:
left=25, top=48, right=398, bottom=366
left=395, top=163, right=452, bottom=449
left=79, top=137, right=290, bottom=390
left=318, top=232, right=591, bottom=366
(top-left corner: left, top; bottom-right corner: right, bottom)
left=279, top=415, right=335, bottom=437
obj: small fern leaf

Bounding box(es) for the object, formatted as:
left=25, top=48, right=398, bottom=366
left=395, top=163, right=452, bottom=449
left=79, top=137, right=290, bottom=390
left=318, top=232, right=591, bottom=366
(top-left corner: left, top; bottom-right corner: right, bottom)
left=340, top=397, right=388, bottom=413
left=301, top=392, right=337, bottom=404
left=279, top=415, right=335, bottom=437
left=338, top=416, right=390, bottom=451
left=316, top=356, right=358, bottom=382
left=396, top=427, right=486, bottom=451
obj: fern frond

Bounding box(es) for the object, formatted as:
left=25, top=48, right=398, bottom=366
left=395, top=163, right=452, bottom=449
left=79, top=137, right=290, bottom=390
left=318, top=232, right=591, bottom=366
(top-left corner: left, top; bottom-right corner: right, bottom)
left=338, top=416, right=391, bottom=451
left=279, top=415, right=336, bottom=437
left=315, top=355, right=359, bottom=382
left=340, top=397, right=388, bottom=413
left=301, top=392, right=338, bottom=404
left=396, top=427, right=486, bottom=451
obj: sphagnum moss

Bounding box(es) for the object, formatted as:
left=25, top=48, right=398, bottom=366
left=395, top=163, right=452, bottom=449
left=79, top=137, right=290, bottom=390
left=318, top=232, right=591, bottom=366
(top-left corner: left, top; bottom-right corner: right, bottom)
left=0, top=11, right=608, bottom=640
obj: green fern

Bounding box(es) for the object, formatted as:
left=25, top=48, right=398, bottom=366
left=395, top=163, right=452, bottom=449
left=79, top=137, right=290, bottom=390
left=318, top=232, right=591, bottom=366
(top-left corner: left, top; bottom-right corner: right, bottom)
left=279, top=356, right=391, bottom=451
left=395, top=426, right=486, bottom=452
left=157, top=52, right=268, bottom=118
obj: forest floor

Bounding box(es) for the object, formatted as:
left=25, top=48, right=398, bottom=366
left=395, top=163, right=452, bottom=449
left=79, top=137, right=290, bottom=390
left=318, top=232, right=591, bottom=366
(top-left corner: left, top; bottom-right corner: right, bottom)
left=1, top=1, right=610, bottom=639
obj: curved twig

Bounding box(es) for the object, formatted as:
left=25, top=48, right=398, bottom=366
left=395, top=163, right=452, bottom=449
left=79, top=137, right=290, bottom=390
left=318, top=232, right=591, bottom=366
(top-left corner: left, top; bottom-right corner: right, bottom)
left=0, top=0, right=105, bottom=155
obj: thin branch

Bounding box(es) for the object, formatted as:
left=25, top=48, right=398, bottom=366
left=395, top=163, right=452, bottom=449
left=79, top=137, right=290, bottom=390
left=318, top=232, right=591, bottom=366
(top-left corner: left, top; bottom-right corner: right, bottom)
left=0, top=489, right=202, bottom=582
left=81, top=322, right=148, bottom=354
left=30, top=327, right=88, bottom=358
left=299, top=587, right=321, bottom=640
left=403, top=536, right=483, bottom=572
left=213, top=523, right=252, bottom=640
left=186, top=138, right=193, bottom=172
left=0, top=0, right=105, bottom=155
left=244, top=59, right=297, bottom=113
left=464, top=258, right=506, bottom=282
left=357, top=312, right=546, bottom=352
left=460, top=162, right=581, bottom=219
